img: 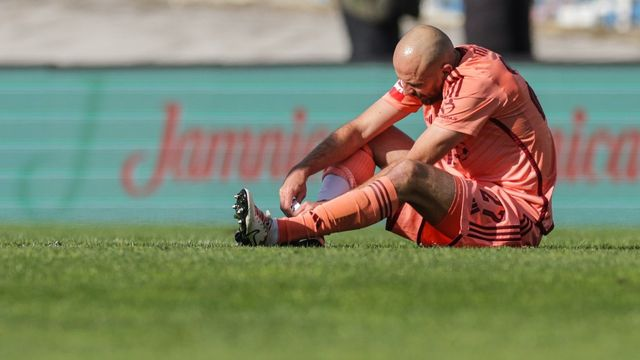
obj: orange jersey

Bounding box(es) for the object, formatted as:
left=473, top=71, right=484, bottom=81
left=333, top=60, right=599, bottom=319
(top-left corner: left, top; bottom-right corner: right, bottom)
left=382, top=45, right=557, bottom=234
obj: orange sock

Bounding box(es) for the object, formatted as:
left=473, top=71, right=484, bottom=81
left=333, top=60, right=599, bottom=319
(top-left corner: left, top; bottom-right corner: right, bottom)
left=323, top=144, right=375, bottom=188
left=277, top=176, right=399, bottom=244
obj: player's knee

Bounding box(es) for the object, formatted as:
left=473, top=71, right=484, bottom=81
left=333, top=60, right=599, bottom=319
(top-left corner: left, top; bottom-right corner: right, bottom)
left=387, top=159, right=427, bottom=194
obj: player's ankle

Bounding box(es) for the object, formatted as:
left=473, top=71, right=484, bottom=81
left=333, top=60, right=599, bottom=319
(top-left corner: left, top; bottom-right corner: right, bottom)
left=267, top=218, right=279, bottom=246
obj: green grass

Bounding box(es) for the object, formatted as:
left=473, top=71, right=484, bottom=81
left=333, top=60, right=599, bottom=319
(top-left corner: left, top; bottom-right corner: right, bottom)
left=1, top=225, right=639, bottom=359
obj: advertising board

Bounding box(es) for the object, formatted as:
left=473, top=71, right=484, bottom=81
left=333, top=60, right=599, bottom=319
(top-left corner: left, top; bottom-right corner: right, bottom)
left=1, top=65, right=638, bottom=225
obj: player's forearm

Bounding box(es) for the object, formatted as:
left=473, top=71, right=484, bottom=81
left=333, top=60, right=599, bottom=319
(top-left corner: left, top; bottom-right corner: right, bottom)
left=289, top=122, right=364, bottom=178
left=290, top=98, right=406, bottom=178
left=406, top=125, right=466, bottom=164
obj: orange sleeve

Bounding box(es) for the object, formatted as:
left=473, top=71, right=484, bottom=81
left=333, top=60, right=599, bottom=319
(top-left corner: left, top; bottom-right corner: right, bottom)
left=381, top=80, right=422, bottom=113
left=433, top=79, right=501, bottom=136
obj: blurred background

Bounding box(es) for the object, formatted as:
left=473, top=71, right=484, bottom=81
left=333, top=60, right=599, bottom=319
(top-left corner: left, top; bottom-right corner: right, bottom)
left=1, top=0, right=639, bottom=65
left=1, top=0, right=639, bottom=225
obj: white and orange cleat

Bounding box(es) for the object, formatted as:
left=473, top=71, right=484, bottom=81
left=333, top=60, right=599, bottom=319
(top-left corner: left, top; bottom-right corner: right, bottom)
left=233, top=188, right=277, bottom=246
left=233, top=188, right=325, bottom=247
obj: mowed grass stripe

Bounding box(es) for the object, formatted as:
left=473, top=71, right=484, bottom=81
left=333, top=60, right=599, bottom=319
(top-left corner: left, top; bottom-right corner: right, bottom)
left=0, top=225, right=639, bottom=360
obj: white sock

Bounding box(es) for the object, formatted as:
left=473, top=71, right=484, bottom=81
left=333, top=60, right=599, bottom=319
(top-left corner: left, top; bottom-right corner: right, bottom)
left=267, top=215, right=279, bottom=245
left=317, top=174, right=351, bottom=201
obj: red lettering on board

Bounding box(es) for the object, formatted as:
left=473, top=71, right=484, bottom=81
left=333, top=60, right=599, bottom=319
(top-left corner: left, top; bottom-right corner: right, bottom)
left=122, top=104, right=640, bottom=197
left=121, top=103, right=328, bottom=197
left=553, top=108, right=640, bottom=183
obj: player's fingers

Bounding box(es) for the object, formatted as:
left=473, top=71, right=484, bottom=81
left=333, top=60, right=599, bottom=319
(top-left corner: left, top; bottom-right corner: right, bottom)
left=279, top=193, right=294, bottom=217
left=295, top=188, right=307, bottom=204
left=279, top=182, right=306, bottom=216
left=283, top=191, right=307, bottom=217
left=280, top=192, right=299, bottom=217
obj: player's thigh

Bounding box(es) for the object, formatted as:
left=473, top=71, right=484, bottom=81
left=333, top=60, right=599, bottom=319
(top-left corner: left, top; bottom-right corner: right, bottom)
left=387, top=175, right=542, bottom=247
left=368, top=125, right=414, bottom=168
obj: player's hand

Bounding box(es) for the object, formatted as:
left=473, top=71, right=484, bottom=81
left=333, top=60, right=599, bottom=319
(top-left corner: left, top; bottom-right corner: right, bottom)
left=279, top=169, right=308, bottom=217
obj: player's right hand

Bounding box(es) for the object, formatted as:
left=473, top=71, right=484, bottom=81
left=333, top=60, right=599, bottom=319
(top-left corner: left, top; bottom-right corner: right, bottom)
left=279, top=169, right=308, bottom=217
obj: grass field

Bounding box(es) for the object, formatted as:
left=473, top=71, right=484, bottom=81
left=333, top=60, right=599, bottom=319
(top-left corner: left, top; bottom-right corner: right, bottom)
left=1, top=224, right=639, bottom=359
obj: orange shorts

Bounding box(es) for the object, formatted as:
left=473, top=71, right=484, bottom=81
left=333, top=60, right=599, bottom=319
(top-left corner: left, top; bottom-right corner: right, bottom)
left=386, top=176, right=542, bottom=247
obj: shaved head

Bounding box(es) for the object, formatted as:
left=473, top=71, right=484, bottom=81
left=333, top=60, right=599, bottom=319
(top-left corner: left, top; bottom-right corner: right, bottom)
left=393, top=25, right=456, bottom=78
left=392, top=25, right=459, bottom=104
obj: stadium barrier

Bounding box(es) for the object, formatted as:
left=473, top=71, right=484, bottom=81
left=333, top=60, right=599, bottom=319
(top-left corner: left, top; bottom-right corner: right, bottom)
left=1, top=64, right=638, bottom=225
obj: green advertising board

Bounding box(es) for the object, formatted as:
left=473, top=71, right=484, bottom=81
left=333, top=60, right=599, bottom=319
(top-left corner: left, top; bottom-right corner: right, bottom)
left=1, top=64, right=639, bottom=225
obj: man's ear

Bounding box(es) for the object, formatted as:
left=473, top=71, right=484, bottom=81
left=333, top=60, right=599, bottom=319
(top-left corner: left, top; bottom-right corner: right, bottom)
left=442, top=63, right=454, bottom=75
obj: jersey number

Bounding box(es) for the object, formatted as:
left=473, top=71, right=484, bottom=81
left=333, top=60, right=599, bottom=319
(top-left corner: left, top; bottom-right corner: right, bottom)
left=479, top=189, right=505, bottom=222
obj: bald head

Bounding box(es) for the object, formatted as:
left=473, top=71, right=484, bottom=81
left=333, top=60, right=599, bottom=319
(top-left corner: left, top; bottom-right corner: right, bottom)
left=392, top=25, right=458, bottom=105
left=393, top=25, right=456, bottom=75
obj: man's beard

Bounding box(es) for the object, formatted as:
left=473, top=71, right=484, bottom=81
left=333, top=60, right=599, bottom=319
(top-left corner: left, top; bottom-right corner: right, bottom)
left=420, top=93, right=443, bottom=105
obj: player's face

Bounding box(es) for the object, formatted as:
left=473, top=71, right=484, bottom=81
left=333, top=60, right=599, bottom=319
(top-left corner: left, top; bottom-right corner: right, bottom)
left=399, top=67, right=447, bottom=105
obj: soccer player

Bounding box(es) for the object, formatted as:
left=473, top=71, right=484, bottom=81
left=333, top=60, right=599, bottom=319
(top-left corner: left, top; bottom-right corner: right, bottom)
left=233, top=24, right=557, bottom=247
